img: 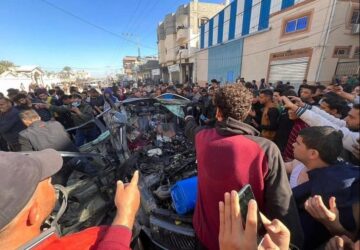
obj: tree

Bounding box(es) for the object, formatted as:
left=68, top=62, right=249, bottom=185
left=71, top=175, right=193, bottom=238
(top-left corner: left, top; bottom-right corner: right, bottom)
left=63, top=66, right=72, bottom=72
left=0, top=60, right=15, bottom=74
left=60, top=66, right=72, bottom=80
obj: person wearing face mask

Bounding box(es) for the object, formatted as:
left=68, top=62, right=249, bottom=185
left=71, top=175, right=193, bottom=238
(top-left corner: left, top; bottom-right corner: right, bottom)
left=38, top=94, right=99, bottom=146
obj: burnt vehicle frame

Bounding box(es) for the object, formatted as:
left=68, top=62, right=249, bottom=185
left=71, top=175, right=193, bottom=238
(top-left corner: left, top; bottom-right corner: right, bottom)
left=44, top=93, right=198, bottom=250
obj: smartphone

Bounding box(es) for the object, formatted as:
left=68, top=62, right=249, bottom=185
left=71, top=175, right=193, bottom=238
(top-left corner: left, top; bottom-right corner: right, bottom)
left=238, top=184, right=266, bottom=242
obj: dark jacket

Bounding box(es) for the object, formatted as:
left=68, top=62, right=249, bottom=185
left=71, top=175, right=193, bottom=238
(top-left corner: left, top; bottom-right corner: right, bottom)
left=32, top=98, right=52, bottom=121
left=185, top=117, right=304, bottom=250
left=199, top=96, right=216, bottom=126
left=0, top=107, right=26, bottom=148
left=293, top=162, right=360, bottom=249
left=89, top=96, right=105, bottom=109
left=19, top=120, right=78, bottom=152
left=274, top=109, right=294, bottom=153
left=50, top=103, right=94, bottom=128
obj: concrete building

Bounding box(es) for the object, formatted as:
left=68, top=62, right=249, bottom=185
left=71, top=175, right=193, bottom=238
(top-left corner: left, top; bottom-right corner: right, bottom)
left=157, top=0, right=225, bottom=84
left=197, top=0, right=360, bottom=87
left=138, top=57, right=161, bottom=83
left=123, top=56, right=139, bottom=80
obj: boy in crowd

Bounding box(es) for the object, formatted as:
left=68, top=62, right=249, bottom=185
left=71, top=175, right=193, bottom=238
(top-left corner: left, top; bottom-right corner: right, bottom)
left=291, top=127, right=359, bottom=249
left=184, top=84, right=303, bottom=249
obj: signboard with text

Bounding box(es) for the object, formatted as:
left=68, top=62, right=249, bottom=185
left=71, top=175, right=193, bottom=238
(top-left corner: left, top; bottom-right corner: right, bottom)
left=168, top=64, right=180, bottom=73
left=152, top=69, right=160, bottom=75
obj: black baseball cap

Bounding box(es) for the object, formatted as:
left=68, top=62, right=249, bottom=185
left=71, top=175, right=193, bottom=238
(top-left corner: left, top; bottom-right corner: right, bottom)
left=0, top=149, right=63, bottom=229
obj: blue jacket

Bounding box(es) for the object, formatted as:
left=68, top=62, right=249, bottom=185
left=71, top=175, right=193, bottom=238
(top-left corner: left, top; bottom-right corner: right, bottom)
left=293, top=162, right=360, bottom=249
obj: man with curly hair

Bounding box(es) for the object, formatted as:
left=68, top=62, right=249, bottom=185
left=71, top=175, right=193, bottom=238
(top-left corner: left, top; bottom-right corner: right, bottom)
left=184, top=83, right=303, bottom=250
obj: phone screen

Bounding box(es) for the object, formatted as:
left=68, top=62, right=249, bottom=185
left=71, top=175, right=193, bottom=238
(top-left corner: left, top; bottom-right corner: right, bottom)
left=238, top=184, right=266, bottom=242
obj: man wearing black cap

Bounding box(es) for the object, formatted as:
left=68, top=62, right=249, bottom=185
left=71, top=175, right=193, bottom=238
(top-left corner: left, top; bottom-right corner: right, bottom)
left=0, top=149, right=140, bottom=249
left=6, top=88, right=19, bottom=101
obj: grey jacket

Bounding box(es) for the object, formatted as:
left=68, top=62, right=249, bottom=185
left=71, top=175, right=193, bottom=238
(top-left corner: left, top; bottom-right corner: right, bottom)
left=19, top=120, right=78, bottom=152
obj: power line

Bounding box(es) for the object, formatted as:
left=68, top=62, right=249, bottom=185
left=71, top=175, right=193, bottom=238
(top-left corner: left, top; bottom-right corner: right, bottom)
left=195, top=22, right=345, bottom=61
left=38, top=0, right=157, bottom=51
left=139, top=0, right=184, bottom=47
left=157, top=0, right=266, bottom=55
left=124, top=0, right=145, bottom=33
left=60, top=18, right=341, bottom=67
left=130, top=0, right=162, bottom=32
left=191, top=2, right=332, bottom=57
left=157, top=0, right=332, bottom=56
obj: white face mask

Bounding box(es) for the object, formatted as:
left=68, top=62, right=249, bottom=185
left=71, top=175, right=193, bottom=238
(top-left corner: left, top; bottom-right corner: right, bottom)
left=72, top=101, right=81, bottom=107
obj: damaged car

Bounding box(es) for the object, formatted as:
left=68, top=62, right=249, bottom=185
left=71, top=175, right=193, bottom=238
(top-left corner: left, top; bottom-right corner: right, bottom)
left=48, top=93, right=199, bottom=250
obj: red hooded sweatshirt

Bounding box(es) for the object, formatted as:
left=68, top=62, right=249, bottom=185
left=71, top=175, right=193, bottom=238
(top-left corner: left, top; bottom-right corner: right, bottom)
left=28, top=225, right=132, bottom=250
left=185, top=117, right=303, bottom=250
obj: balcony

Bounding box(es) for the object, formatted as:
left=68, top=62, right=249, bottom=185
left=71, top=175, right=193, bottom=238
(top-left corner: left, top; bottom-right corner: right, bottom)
left=177, top=47, right=198, bottom=60
left=176, top=26, right=188, bottom=43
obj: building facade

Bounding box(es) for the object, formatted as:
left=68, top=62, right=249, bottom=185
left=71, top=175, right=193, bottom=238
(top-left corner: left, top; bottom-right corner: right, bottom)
left=157, top=0, right=225, bottom=84
left=138, top=57, right=161, bottom=83
left=123, top=56, right=140, bottom=80
left=197, top=0, right=360, bottom=86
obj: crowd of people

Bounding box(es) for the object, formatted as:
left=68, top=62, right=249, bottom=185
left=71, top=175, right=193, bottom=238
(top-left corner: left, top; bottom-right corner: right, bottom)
left=0, top=75, right=359, bottom=250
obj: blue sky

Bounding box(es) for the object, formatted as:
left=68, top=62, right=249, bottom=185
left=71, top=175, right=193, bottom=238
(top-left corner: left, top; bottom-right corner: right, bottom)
left=0, top=0, right=222, bottom=76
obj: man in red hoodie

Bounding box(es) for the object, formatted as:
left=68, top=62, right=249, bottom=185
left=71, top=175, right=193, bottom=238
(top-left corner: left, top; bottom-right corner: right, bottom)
left=0, top=149, right=140, bottom=250
left=184, top=84, right=303, bottom=249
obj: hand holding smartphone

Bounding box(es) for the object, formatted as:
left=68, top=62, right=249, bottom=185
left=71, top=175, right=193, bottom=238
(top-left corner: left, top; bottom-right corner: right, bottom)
left=238, top=184, right=266, bottom=243
left=219, top=186, right=292, bottom=250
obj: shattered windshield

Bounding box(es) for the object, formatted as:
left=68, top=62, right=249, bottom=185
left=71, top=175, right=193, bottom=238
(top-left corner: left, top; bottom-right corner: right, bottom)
left=156, top=93, right=190, bottom=118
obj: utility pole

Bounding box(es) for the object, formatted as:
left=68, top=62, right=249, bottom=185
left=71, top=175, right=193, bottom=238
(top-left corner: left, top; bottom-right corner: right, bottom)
left=122, top=33, right=141, bottom=59
left=315, top=0, right=337, bottom=82
left=122, top=33, right=141, bottom=80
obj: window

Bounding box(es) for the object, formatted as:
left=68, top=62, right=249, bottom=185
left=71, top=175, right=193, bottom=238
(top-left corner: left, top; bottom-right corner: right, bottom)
left=350, top=9, right=360, bottom=24
left=333, top=46, right=351, bottom=58
left=354, top=47, right=360, bottom=59
left=285, top=16, right=308, bottom=33
left=281, top=10, right=313, bottom=38
left=198, top=17, right=209, bottom=27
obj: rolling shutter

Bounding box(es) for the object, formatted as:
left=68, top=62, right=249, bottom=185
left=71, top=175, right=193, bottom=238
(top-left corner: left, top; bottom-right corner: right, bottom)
left=268, top=57, right=309, bottom=87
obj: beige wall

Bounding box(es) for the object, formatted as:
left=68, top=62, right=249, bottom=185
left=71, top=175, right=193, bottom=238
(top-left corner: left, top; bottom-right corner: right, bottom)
left=190, top=2, right=225, bottom=37
left=158, top=2, right=225, bottom=65
left=165, top=34, right=177, bottom=64
left=195, top=49, right=208, bottom=86
left=318, top=0, right=360, bottom=82
left=158, top=40, right=166, bottom=65
left=157, top=1, right=225, bottom=83
left=241, top=0, right=358, bottom=84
